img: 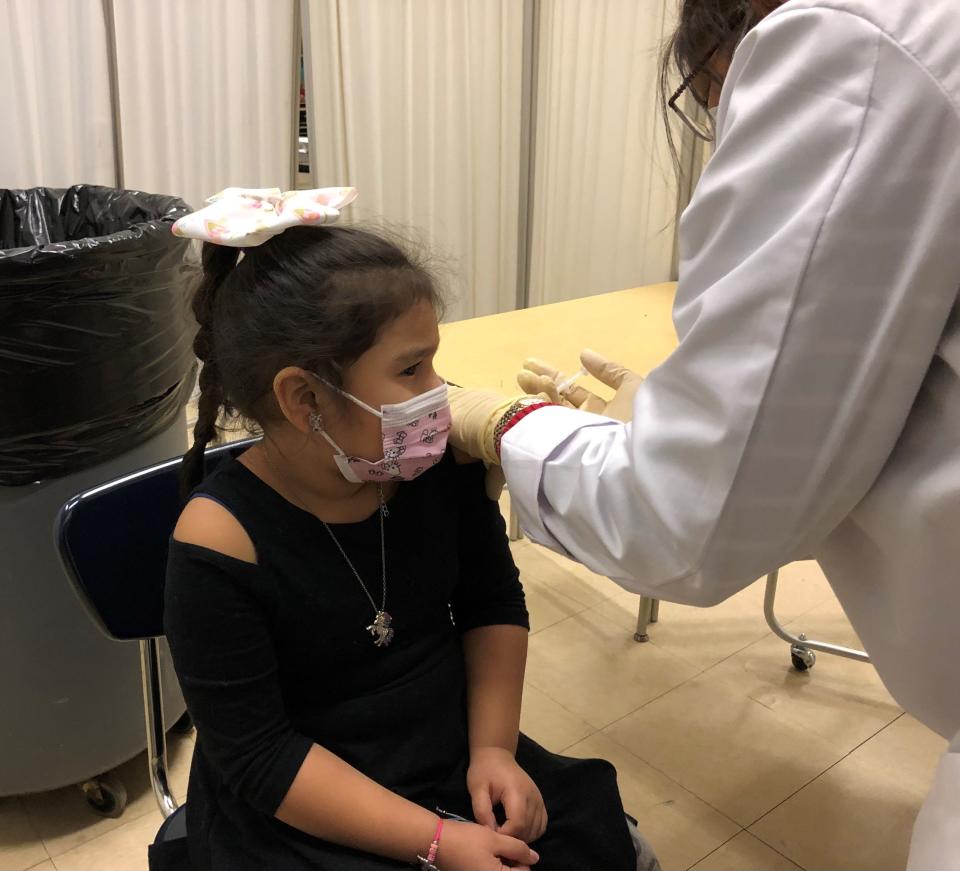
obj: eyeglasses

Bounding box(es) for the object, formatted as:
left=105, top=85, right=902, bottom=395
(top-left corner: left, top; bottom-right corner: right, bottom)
left=668, top=43, right=722, bottom=143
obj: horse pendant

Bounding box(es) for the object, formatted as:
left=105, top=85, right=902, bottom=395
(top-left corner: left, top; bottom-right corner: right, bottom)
left=367, top=611, right=395, bottom=647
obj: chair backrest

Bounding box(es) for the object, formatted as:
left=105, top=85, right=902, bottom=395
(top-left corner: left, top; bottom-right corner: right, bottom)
left=56, top=438, right=259, bottom=641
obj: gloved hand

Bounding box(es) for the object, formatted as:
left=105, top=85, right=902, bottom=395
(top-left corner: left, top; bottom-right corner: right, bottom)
left=516, top=348, right=642, bottom=423
left=447, top=387, right=517, bottom=465
left=447, top=386, right=549, bottom=500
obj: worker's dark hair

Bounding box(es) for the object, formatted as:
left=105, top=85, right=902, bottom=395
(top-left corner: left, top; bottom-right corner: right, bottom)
left=659, top=1, right=784, bottom=172
left=180, top=225, right=444, bottom=500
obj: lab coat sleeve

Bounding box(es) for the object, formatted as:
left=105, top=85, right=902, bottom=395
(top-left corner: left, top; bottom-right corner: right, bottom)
left=907, top=731, right=960, bottom=871
left=502, top=7, right=960, bottom=605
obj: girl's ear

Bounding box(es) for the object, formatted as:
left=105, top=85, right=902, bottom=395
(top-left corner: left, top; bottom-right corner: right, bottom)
left=273, top=367, right=328, bottom=434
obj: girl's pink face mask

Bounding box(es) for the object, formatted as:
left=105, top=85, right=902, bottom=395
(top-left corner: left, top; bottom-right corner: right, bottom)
left=312, top=381, right=451, bottom=483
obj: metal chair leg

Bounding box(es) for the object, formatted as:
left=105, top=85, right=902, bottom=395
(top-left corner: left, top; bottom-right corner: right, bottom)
left=649, top=598, right=660, bottom=624
left=634, top=596, right=657, bottom=642
left=140, top=638, right=178, bottom=818
left=763, top=570, right=870, bottom=668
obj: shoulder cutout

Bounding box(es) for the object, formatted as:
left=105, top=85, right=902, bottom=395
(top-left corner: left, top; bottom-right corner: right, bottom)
left=172, top=496, right=257, bottom=564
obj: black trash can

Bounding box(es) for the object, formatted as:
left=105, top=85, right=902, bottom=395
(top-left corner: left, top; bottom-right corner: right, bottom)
left=0, top=185, right=196, bottom=800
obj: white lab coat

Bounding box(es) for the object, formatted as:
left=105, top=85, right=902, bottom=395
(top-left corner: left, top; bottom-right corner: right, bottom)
left=501, top=2, right=960, bottom=867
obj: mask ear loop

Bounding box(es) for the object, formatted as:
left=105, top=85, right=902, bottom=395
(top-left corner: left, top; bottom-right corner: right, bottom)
left=311, top=372, right=384, bottom=418
left=306, top=372, right=391, bottom=475
left=337, top=389, right=383, bottom=418
left=307, top=378, right=381, bottom=467
left=308, top=400, right=350, bottom=459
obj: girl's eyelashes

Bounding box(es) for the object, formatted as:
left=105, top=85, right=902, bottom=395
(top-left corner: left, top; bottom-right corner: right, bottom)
left=400, top=362, right=421, bottom=377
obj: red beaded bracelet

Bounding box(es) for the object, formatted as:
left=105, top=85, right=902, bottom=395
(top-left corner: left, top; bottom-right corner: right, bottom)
left=495, top=401, right=552, bottom=458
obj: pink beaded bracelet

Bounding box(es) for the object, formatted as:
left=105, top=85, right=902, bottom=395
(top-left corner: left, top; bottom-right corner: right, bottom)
left=417, top=818, right=444, bottom=870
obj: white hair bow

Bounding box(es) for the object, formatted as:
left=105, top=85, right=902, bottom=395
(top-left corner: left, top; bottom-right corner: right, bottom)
left=171, top=186, right=358, bottom=247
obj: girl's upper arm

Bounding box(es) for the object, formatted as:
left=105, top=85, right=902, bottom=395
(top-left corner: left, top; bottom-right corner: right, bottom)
left=451, top=460, right=529, bottom=633
left=173, top=495, right=257, bottom=564
left=165, top=513, right=311, bottom=815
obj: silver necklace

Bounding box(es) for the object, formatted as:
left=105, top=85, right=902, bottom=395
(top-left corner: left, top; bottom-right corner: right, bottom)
left=321, top=487, right=394, bottom=648
left=259, top=447, right=394, bottom=647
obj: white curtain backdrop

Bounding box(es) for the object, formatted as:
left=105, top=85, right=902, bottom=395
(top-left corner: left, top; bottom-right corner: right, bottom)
left=0, top=0, right=117, bottom=189
left=2, top=0, right=681, bottom=314
left=111, top=0, right=297, bottom=210
left=302, top=0, right=524, bottom=321
left=528, top=0, right=676, bottom=306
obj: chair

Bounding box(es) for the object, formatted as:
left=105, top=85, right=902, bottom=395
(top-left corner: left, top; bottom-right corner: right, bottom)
left=634, top=571, right=871, bottom=669
left=55, top=438, right=260, bottom=843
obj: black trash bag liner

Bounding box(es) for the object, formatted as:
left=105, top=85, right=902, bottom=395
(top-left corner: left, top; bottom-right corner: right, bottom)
left=0, top=185, right=197, bottom=486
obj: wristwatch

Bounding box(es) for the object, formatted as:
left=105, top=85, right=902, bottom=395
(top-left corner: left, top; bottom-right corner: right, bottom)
left=493, top=396, right=552, bottom=457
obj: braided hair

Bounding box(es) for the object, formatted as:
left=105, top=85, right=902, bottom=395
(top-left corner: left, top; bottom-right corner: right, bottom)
left=180, top=245, right=239, bottom=500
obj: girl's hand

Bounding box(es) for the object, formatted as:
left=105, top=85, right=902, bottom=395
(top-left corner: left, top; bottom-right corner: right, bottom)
left=438, top=819, right=539, bottom=870
left=467, top=747, right=548, bottom=844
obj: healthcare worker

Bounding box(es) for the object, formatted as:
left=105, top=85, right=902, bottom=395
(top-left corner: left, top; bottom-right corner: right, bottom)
left=448, top=1, right=960, bottom=867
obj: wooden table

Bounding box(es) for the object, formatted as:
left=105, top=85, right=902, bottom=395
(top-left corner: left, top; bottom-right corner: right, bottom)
left=437, top=282, right=678, bottom=642
left=437, top=282, right=678, bottom=394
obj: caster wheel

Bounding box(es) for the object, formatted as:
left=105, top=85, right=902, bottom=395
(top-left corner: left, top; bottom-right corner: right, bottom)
left=634, top=632, right=650, bottom=643
left=171, top=710, right=194, bottom=735
left=790, top=644, right=816, bottom=672
left=80, top=775, right=127, bottom=818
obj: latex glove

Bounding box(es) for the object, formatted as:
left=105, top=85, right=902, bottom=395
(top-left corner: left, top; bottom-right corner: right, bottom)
left=447, top=386, right=550, bottom=499
left=516, top=348, right=642, bottom=423
left=468, top=747, right=548, bottom=845
left=447, top=386, right=516, bottom=465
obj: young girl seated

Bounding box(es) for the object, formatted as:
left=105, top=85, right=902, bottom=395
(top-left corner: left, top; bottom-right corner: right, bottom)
left=158, top=188, right=645, bottom=871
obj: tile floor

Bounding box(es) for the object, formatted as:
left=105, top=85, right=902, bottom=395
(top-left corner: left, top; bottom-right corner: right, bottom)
left=1, top=518, right=946, bottom=870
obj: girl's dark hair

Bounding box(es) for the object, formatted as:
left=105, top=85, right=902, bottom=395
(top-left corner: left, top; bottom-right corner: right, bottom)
left=180, top=225, right=444, bottom=499
left=658, top=1, right=783, bottom=172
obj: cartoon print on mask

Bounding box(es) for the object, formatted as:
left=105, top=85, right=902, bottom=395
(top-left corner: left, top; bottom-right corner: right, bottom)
left=316, top=381, right=451, bottom=483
